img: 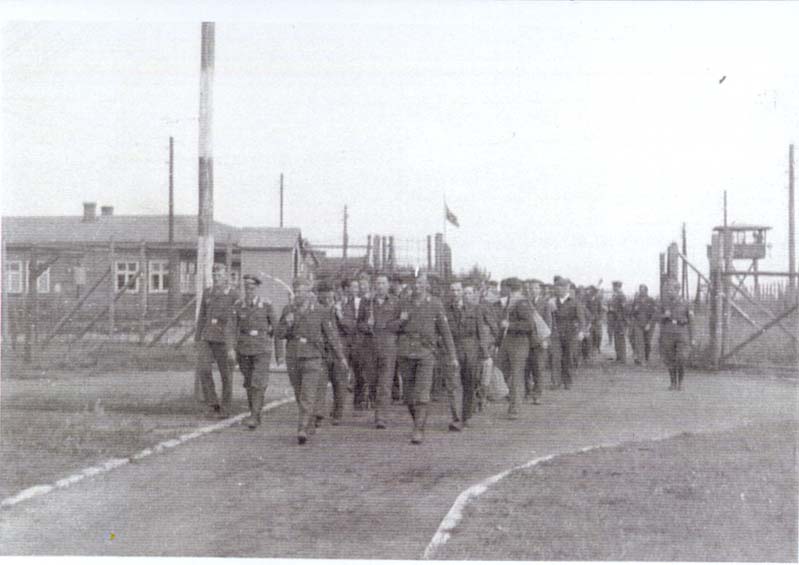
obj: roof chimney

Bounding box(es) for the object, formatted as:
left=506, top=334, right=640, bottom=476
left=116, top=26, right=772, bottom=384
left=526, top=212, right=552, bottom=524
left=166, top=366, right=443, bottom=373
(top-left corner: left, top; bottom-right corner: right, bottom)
left=100, top=205, right=114, bottom=217
left=82, top=202, right=97, bottom=222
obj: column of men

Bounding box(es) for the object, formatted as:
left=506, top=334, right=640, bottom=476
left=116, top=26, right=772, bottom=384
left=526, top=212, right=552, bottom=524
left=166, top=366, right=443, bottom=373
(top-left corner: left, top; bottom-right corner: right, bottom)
left=196, top=265, right=626, bottom=446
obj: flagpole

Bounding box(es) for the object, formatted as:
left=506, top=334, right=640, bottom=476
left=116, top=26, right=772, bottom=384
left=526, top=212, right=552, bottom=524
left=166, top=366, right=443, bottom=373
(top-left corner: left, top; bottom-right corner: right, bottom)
left=443, top=193, right=447, bottom=244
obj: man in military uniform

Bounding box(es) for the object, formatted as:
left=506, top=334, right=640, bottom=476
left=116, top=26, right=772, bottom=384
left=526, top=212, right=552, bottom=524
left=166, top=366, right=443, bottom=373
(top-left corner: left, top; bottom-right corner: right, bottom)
left=550, top=277, right=587, bottom=390
left=234, top=275, right=276, bottom=429
left=524, top=279, right=550, bottom=404
left=276, top=277, right=349, bottom=445
left=659, top=278, right=695, bottom=390
left=314, top=280, right=349, bottom=427
left=397, top=271, right=458, bottom=444
left=607, top=281, right=628, bottom=363
left=445, top=281, right=491, bottom=430
left=496, top=277, right=535, bottom=418
left=586, top=285, right=604, bottom=355
left=630, top=283, right=657, bottom=365
left=195, top=263, right=239, bottom=418
left=357, top=273, right=402, bottom=429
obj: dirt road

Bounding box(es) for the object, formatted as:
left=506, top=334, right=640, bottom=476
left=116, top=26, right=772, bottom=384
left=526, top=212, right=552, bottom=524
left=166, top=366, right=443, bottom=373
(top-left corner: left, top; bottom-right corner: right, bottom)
left=1, top=364, right=795, bottom=558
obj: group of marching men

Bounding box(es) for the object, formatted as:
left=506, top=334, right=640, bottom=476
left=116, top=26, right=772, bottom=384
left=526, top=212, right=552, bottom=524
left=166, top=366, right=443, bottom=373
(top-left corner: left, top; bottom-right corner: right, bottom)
left=195, top=263, right=694, bottom=446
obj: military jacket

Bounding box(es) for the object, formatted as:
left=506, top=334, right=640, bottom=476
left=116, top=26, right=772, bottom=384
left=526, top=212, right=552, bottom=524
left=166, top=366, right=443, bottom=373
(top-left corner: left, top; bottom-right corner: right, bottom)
left=630, top=295, right=657, bottom=326
left=234, top=295, right=275, bottom=356
left=607, top=291, right=627, bottom=325
left=397, top=294, right=456, bottom=359
left=276, top=302, right=345, bottom=361
left=502, top=296, right=536, bottom=337
left=196, top=285, right=239, bottom=349
left=356, top=294, right=402, bottom=345
left=551, top=296, right=587, bottom=340
left=659, top=296, right=692, bottom=332
left=446, top=301, right=491, bottom=359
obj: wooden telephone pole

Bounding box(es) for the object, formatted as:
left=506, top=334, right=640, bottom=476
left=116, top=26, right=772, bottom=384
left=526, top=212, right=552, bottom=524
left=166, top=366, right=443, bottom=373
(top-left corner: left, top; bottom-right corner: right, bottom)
left=195, top=22, right=215, bottom=399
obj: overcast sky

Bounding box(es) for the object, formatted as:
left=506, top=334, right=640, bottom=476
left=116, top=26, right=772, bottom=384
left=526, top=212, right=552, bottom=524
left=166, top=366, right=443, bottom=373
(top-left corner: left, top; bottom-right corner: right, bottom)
left=2, top=1, right=797, bottom=291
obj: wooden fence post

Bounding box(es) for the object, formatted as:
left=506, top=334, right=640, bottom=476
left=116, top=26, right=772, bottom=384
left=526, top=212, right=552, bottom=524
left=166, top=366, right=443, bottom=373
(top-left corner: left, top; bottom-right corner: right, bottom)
left=139, top=241, right=147, bottom=345
left=109, top=237, right=116, bottom=337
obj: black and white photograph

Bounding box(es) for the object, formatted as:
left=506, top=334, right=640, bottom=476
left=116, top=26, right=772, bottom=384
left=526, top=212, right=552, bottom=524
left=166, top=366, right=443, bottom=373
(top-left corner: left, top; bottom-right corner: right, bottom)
left=1, top=1, right=797, bottom=561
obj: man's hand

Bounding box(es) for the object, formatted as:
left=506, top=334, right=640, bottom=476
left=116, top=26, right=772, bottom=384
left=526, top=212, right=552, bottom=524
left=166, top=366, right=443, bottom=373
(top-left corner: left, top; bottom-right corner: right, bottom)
left=449, top=356, right=460, bottom=369
left=577, top=331, right=585, bottom=341
left=500, top=319, right=510, bottom=329
left=644, top=324, right=651, bottom=332
left=400, top=311, right=409, bottom=321
left=227, top=349, right=237, bottom=364
left=541, top=338, right=550, bottom=350
left=285, top=312, right=294, bottom=325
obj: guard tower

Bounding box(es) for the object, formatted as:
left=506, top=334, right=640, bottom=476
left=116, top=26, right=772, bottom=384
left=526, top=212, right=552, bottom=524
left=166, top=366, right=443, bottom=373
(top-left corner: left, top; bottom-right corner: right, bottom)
left=710, top=224, right=771, bottom=295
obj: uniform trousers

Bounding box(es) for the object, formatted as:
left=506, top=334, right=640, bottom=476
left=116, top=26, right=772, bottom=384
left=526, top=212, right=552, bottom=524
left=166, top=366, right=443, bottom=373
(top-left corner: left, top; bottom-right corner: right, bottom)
left=237, top=351, right=270, bottom=391
left=524, top=345, right=544, bottom=398
left=612, top=322, right=627, bottom=362
left=632, top=324, right=654, bottom=363
left=399, top=354, right=436, bottom=406
left=660, top=327, right=689, bottom=369
left=550, top=333, right=575, bottom=388
left=287, top=356, right=324, bottom=434
left=591, top=322, right=602, bottom=352
left=197, top=340, right=233, bottom=409
left=497, top=335, right=530, bottom=415
left=314, top=355, right=348, bottom=422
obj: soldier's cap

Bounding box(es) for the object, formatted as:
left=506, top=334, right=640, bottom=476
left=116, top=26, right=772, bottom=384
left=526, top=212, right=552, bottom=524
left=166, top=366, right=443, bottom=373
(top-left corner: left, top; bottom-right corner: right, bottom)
left=553, top=275, right=564, bottom=284
left=528, top=278, right=543, bottom=285
left=555, top=277, right=572, bottom=288
left=292, top=276, right=312, bottom=289
left=612, top=280, right=623, bottom=287
left=503, top=277, right=524, bottom=291
left=315, top=279, right=334, bottom=293
left=242, top=274, right=262, bottom=286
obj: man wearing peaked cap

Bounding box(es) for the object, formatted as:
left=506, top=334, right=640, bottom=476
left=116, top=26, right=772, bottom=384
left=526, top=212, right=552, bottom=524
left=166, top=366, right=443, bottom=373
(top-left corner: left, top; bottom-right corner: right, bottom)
left=235, top=274, right=275, bottom=429
left=607, top=280, right=628, bottom=363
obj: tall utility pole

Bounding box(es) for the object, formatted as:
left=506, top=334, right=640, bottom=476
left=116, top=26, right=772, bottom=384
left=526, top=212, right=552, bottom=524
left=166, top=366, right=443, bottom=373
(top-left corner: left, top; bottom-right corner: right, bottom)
left=279, top=172, right=284, bottom=228
left=681, top=223, right=688, bottom=299
left=168, top=136, right=180, bottom=317
left=196, top=22, right=215, bottom=317
left=342, top=205, right=349, bottom=262
left=789, top=144, right=795, bottom=292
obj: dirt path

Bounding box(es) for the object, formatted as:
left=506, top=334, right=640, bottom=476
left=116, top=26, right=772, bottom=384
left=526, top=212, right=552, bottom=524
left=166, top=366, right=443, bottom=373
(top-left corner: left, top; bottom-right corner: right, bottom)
left=1, top=364, right=795, bottom=558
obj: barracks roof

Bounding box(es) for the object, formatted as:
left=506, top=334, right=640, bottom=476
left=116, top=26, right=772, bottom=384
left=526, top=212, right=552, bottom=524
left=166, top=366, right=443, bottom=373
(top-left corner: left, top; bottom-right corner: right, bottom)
left=1, top=215, right=301, bottom=250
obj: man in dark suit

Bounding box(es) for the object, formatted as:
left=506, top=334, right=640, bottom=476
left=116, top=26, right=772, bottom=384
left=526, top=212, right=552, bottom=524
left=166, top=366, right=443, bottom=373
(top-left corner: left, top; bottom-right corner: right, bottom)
left=445, top=281, right=491, bottom=430
left=550, top=277, right=587, bottom=390
left=607, top=281, right=628, bottom=363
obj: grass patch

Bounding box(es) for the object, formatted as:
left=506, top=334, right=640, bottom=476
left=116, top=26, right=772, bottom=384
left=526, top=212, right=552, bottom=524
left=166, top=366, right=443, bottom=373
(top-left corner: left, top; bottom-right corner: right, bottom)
left=439, top=420, right=798, bottom=562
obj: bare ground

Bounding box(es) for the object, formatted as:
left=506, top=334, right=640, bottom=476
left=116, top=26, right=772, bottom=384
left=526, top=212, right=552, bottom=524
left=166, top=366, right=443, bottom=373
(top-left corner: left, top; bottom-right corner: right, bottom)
left=0, top=360, right=796, bottom=559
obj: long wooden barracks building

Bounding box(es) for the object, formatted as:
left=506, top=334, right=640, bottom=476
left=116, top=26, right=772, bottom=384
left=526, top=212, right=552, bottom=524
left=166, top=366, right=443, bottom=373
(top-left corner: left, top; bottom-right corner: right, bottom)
left=2, top=202, right=308, bottom=335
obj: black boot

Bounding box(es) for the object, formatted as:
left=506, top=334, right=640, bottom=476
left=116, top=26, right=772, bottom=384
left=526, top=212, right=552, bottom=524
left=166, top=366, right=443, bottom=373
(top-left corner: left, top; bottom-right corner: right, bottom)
left=247, top=389, right=264, bottom=429
left=668, top=368, right=676, bottom=390
left=677, top=367, right=684, bottom=391
left=411, top=404, right=427, bottom=444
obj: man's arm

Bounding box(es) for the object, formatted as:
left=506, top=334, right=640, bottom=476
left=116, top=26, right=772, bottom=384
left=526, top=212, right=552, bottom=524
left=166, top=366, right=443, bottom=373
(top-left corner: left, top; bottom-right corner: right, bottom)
left=194, top=289, right=208, bottom=342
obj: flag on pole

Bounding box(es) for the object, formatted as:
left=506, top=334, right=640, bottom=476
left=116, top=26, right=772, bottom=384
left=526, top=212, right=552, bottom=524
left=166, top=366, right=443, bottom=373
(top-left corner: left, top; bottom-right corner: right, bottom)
left=445, top=204, right=460, bottom=228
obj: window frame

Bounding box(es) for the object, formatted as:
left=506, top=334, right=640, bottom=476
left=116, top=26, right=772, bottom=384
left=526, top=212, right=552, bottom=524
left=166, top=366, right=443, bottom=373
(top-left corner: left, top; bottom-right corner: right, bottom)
left=115, top=260, right=140, bottom=293
left=148, top=260, right=170, bottom=294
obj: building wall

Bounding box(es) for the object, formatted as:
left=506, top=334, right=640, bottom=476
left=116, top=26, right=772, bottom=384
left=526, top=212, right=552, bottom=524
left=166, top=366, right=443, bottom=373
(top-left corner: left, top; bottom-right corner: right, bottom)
left=239, top=248, right=295, bottom=316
